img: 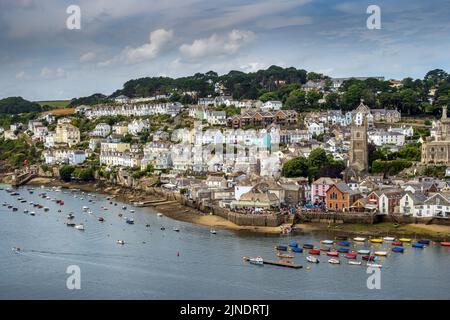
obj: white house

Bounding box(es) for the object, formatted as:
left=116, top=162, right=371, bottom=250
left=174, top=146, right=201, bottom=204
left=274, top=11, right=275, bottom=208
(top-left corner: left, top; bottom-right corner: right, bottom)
left=100, top=152, right=142, bottom=168
left=90, top=123, right=111, bottom=138
left=128, top=119, right=150, bottom=135
left=414, top=193, right=450, bottom=218
left=388, top=126, right=414, bottom=137
left=368, top=130, right=405, bottom=147
left=261, top=100, right=283, bottom=111
left=43, top=149, right=86, bottom=165
left=205, top=111, right=226, bottom=125
left=307, top=122, right=324, bottom=136
left=399, top=192, right=428, bottom=216
left=33, top=125, right=48, bottom=141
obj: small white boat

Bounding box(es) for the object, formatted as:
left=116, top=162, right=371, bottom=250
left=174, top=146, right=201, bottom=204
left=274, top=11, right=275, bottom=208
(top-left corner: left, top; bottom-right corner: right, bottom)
left=374, top=251, right=388, bottom=256
left=358, top=249, right=371, bottom=255
left=116, top=240, right=125, bottom=245
left=210, top=229, right=217, bottom=234
left=306, top=256, right=319, bottom=263
left=23, top=209, right=29, bottom=214
left=383, top=236, right=395, bottom=241
left=353, top=237, right=367, bottom=242
left=130, top=209, right=135, bottom=213
left=249, top=256, right=264, bottom=265
left=328, top=258, right=340, bottom=264
left=321, top=240, right=334, bottom=245
left=173, top=227, right=180, bottom=232
left=367, top=263, right=382, bottom=268
left=75, top=224, right=85, bottom=231
left=348, top=260, right=362, bottom=266
left=157, top=213, right=163, bottom=217
left=30, top=212, right=35, bottom=216
left=82, top=206, right=89, bottom=211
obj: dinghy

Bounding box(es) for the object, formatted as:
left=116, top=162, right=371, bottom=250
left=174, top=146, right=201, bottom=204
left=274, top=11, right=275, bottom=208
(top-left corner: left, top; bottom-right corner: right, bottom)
left=348, top=260, right=362, bottom=265
left=326, top=251, right=339, bottom=257
left=344, top=253, right=357, bottom=259
left=412, top=242, right=425, bottom=248
left=374, top=251, right=387, bottom=256
left=418, top=239, right=430, bottom=245
left=289, top=241, right=298, bottom=248
left=383, top=236, right=395, bottom=241
left=369, top=238, right=383, bottom=243
left=367, top=263, right=382, bottom=268
left=303, top=244, right=314, bottom=249
left=392, top=246, right=404, bottom=253
left=357, top=249, right=371, bottom=255
left=353, top=237, right=366, bottom=242
left=306, top=256, right=319, bottom=263
left=291, top=247, right=303, bottom=253
left=309, top=249, right=321, bottom=255
left=321, top=240, right=334, bottom=245
left=399, top=238, right=412, bottom=243
left=275, top=245, right=288, bottom=251
left=441, top=242, right=450, bottom=246
left=328, top=258, right=340, bottom=264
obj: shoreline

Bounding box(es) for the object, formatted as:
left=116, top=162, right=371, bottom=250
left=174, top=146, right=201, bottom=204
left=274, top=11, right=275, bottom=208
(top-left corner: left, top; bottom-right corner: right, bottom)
left=7, top=177, right=450, bottom=241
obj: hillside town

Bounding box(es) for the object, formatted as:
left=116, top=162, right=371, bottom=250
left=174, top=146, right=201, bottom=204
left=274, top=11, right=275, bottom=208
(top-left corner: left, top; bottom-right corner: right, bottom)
left=2, top=83, right=450, bottom=228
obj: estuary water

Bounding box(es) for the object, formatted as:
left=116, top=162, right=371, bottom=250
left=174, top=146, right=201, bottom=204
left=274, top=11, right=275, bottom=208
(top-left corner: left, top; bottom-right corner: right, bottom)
left=0, top=184, right=449, bottom=300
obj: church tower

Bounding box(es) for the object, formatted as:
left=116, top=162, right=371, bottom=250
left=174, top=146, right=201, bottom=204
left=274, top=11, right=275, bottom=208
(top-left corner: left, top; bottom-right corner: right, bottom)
left=343, top=112, right=369, bottom=182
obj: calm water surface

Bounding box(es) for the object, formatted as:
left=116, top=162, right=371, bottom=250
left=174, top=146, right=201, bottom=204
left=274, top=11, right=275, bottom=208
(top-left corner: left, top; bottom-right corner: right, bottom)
left=0, top=184, right=449, bottom=299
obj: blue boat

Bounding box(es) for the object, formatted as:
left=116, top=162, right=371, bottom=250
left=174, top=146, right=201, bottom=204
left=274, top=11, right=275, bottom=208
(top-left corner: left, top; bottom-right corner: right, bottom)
left=392, top=246, right=405, bottom=253
left=303, top=244, right=314, bottom=249
left=339, top=241, right=350, bottom=246
left=337, top=247, right=350, bottom=253
left=289, top=241, right=298, bottom=248
left=412, top=242, right=425, bottom=248
left=276, top=245, right=288, bottom=251
left=291, top=247, right=303, bottom=253
left=418, top=239, right=430, bottom=245
left=126, top=218, right=134, bottom=224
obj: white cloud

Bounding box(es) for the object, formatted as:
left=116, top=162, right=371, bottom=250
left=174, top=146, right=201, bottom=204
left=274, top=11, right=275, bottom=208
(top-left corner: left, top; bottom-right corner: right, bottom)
left=15, top=70, right=30, bottom=80
left=98, top=28, right=174, bottom=66
left=40, top=67, right=67, bottom=79
left=179, top=29, right=255, bottom=60
left=80, top=52, right=97, bottom=63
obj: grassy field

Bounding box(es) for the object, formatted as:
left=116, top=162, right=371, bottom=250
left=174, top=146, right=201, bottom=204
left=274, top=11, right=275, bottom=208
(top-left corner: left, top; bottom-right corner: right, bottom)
left=37, top=100, right=71, bottom=108
left=46, top=107, right=76, bottom=116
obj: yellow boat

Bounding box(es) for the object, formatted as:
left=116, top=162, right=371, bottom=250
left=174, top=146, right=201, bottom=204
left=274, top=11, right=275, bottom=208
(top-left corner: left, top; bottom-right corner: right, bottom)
left=399, top=238, right=412, bottom=242
left=369, top=238, right=383, bottom=243
left=276, top=253, right=294, bottom=259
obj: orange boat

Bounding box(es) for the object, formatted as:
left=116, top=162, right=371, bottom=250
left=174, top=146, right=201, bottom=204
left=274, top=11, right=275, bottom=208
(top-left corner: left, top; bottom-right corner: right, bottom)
left=441, top=242, right=450, bottom=246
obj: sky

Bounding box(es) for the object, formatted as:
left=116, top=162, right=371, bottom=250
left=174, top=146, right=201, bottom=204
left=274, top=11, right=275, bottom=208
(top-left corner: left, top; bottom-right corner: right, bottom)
left=1, top=0, right=450, bottom=101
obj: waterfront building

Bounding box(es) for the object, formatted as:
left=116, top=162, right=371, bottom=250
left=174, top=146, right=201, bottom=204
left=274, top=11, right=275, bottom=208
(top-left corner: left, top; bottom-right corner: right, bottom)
left=325, top=182, right=362, bottom=212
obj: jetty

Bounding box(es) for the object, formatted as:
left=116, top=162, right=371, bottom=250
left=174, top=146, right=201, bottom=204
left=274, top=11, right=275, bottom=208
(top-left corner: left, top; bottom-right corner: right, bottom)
left=242, top=257, right=302, bottom=269
left=133, top=199, right=167, bottom=207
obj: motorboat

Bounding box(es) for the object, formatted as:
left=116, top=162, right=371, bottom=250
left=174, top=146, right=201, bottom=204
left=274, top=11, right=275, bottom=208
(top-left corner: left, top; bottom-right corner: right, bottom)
left=366, top=263, right=382, bottom=268
left=126, top=218, right=135, bottom=225
left=82, top=206, right=89, bottom=211
left=122, top=206, right=127, bottom=210
left=160, top=227, right=166, bottom=230
left=248, top=256, right=264, bottom=265
left=418, top=239, right=430, bottom=245
left=30, top=212, right=35, bottom=216
left=67, top=214, right=74, bottom=220
left=116, top=240, right=125, bottom=245
left=210, top=229, right=217, bottom=234
left=157, top=213, right=163, bottom=217
left=306, top=256, right=319, bottom=263
left=23, top=209, right=29, bottom=214
left=440, top=242, right=450, bottom=246
left=66, top=222, right=76, bottom=227
left=328, top=258, right=340, bottom=264
left=75, top=224, right=85, bottom=230
left=43, top=207, right=49, bottom=212
left=173, top=227, right=180, bottom=232
left=130, top=209, right=135, bottom=213
left=98, top=217, right=105, bottom=222
left=348, top=260, right=362, bottom=266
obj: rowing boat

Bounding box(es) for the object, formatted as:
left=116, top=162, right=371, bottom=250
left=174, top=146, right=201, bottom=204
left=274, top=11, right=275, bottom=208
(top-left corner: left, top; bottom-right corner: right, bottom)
left=383, top=236, right=395, bottom=241
left=337, top=247, right=350, bottom=253
left=374, top=251, right=387, bottom=256
left=353, top=237, right=366, bottom=242
left=303, top=244, right=314, bottom=249
left=326, top=251, right=339, bottom=257
left=320, top=247, right=331, bottom=252
left=344, top=253, right=357, bottom=259
left=441, top=242, right=450, bottom=246
left=369, top=238, right=383, bottom=243
left=276, top=253, right=294, bottom=259
left=412, top=242, right=425, bottom=248
left=328, top=258, right=340, bottom=264
left=321, top=240, right=334, bottom=245
left=357, top=249, right=371, bottom=255
left=275, top=245, right=288, bottom=251
left=309, top=249, right=321, bottom=255
left=348, top=261, right=362, bottom=266
left=392, top=246, right=404, bottom=253
left=291, top=247, right=303, bottom=253
left=399, top=238, right=412, bottom=243
left=339, top=241, right=350, bottom=246
left=418, top=239, right=430, bottom=245
left=392, top=241, right=403, bottom=246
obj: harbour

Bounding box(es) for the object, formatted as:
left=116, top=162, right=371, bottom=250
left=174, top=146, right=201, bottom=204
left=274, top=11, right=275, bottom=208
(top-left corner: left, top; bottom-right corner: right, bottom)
left=1, top=184, right=450, bottom=299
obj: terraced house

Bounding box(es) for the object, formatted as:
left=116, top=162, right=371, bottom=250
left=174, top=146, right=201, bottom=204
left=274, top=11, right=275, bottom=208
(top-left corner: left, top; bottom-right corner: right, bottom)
left=227, top=109, right=298, bottom=129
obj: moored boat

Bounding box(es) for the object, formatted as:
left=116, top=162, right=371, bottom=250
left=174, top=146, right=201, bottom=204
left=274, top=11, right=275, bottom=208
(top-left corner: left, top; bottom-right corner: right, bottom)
left=276, top=253, right=294, bottom=259
left=362, top=255, right=376, bottom=261
left=326, top=251, right=339, bottom=257
left=126, top=218, right=135, bottom=225
left=321, top=240, right=334, bottom=245
left=441, top=242, right=450, bottom=246
left=275, top=245, right=288, bottom=251
left=339, top=241, right=350, bottom=246
left=348, top=260, right=362, bottom=266
left=412, top=242, right=425, bottom=248
left=392, top=246, right=404, bottom=253
left=337, top=247, right=350, bottom=253
left=392, top=241, right=403, bottom=246
left=288, top=241, right=298, bottom=248
left=98, top=217, right=105, bottom=222
left=357, top=249, right=371, bottom=255
left=353, top=237, right=366, bottom=242
left=291, top=247, right=303, bottom=253
left=320, top=246, right=331, bottom=252
left=306, top=256, right=319, bottom=263
left=418, top=239, right=430, bottom=245
left=335, top=235, right=348, bottom=240
left=303, top=244, right=314, bottom=249
left=369, top=238, right=383, bottom=243
left=344, top=253, right=357, bottom=259
left=367, top=263, right=382, bottom=268
left=248, top=256, right=264, bottom=265
left=75, top=224, right=85, bottom=230
left=308, top=249, right=321, bottom=255
left=116, top=240, right=125, bottom=245
left=328, top=258, right=340, bottom=264
left=383, top=236, right=395, bottom=241
left=399, top=238, right=412, bottom=243
left=210, top=229, right=217, bottom=234
left=374, top=251, right=387, bottom=256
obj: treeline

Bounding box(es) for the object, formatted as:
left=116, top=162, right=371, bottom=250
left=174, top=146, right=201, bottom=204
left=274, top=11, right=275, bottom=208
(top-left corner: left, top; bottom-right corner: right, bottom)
left=0, top=97, right=43, bottom=114
left=68, top=93, right=112, bottom=107
left=110, top=65, right=308, bottom=101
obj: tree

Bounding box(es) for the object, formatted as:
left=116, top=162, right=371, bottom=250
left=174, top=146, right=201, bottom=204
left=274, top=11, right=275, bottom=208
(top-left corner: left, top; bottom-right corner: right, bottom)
left=59, top=165, right=75, bottom=182
left=281, top=157, right=309, bottom=178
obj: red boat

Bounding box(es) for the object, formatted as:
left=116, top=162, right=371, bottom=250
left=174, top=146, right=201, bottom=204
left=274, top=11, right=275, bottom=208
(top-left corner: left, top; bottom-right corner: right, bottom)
left=441, top=242, right=450, bottom=246
left=362, top=255, right=376, bottom=261
left=345, top=253, right=357, bottom=259
left=326, top=251, right=339, bottom=257
left=392, top=241, right=403, bottom=246
left=309, top=249, right=321, bottom=255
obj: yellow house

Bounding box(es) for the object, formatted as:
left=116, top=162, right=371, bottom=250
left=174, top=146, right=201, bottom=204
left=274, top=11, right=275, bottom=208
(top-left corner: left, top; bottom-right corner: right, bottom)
left=100, top=142, right=131, bottom=153
left=55, top=124, right=80, bottom=147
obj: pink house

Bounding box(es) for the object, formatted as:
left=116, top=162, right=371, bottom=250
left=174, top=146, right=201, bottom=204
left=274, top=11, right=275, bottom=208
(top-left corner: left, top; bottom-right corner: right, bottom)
left=311, top=177, right=340, bottom=203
